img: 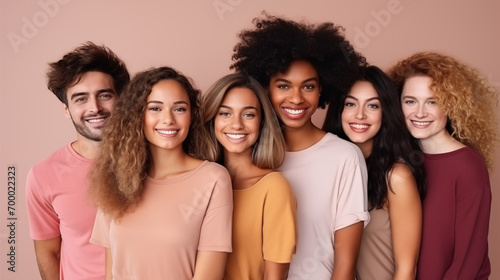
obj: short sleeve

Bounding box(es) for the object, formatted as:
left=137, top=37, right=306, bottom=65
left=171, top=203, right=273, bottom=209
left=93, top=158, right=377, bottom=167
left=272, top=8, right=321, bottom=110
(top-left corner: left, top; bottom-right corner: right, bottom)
left=89, top=210, right=111, bottom=248
left=198, top=166, right=233, bottom=252
left=334, top=147, right=369, bottom=231
left=262, top=173, right=297, bottom=263
left=25, top=167, right=61, bottom=240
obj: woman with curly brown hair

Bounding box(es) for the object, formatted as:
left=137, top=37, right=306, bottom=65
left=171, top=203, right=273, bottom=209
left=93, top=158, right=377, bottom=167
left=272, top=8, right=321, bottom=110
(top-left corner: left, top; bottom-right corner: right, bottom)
left=88, top=66, right=233, bottom=280
left=232, top=13, right=369, bottom=279
left=389, top=52, right=497, bottom=280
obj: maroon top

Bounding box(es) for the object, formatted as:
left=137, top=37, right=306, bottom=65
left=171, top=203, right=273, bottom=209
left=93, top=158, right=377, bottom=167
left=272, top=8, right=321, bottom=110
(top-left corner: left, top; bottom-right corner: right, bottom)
left=417, top=147, right=491, bottom=280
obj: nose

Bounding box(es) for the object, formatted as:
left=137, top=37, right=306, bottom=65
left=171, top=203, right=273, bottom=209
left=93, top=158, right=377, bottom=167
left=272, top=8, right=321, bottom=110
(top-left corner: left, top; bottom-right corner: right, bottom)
left=230, top=116, right=244, bottom=130
left=288, top=87, right=305, bottom=104
left=415, top=103, right=427, bottom=118
left=88, top=96, right=102, bottom=114
left=162, top=110, right=175, bottom=124
left=354, top=106, right=366, bottom=120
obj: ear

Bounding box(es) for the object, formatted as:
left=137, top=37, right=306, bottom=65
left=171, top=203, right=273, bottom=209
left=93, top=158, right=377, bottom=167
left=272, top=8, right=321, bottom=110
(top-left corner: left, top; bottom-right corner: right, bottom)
left=63, top=103, right=72, bottom=120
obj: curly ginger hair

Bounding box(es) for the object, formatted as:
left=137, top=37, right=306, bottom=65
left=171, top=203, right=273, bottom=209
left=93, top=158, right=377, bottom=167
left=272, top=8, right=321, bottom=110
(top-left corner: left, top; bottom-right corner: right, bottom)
left=389, top=51, right=498, bottom=168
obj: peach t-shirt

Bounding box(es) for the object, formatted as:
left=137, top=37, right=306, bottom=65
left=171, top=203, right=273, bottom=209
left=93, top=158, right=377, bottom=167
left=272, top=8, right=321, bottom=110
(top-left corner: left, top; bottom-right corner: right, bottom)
left=91, top=161, right=233, bottom=280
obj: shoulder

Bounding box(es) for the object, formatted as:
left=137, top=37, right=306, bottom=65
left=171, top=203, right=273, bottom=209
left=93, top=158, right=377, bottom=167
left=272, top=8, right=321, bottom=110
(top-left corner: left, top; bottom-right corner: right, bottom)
left=29, top=144, right=73, bottom=175
left=388, top=163, right=418, bottom=196
left=198, top=161, right=231, bottom=183
left=320, top=133, right=364, bottom=158
left=260, top=172, right=293, bottom=192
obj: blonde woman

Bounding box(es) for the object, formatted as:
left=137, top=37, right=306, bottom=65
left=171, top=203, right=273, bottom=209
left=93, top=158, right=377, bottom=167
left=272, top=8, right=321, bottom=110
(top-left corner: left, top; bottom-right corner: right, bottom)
left=202, top=72, right=296, bottom=280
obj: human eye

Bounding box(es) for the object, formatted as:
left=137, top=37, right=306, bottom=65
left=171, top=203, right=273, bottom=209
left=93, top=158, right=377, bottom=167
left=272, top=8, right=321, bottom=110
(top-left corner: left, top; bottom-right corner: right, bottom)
left=99, top=92, right=115, bottom=100
left=344, top=102, right=355, bottom=108
left=368, top=103, right=380, bottom=109
left=276, top=84, right=290, bottom=90
left=174, top=107, right=187, bottom=112
left=427, top=99, right=437, bottom=105
left=148, top=106, right=161, bottom=112
left=403, top=99, right=415, bottom=105
left=218, top=110, right=230, bottom=117
left=74, top=97, right=86, bottom=103
left=303, top=84, right=316, bottom=91
left=243, top=112, right=256, bottom=118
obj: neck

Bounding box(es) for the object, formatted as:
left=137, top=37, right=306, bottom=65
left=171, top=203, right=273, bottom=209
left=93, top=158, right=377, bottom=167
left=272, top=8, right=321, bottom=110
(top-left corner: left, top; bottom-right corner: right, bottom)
left=419, top=131, right=466, bottom=154
left=355, top=140, right=373, bottom=159
left=71, top=138, right=100, bottom=159
left=283, top=122, right=326, bottom=151
left=148, top=145, right=193, bottom=179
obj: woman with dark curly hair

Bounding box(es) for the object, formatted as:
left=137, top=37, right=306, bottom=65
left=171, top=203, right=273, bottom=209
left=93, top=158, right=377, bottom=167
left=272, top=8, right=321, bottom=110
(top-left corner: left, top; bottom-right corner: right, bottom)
left=232, top=13, right=369, bottom=279
left=389, top=52, right=497, bottom=280
left=202, top=72, right=297, bottom=279
left=324, top=65, right=426, bottom=279
left=88, top=67, right=233, bottom=279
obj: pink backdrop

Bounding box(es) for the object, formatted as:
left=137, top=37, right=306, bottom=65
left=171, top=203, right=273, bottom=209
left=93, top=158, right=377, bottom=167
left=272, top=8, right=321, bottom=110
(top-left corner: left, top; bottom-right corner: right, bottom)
left=1, top=1, right=499, bottom=279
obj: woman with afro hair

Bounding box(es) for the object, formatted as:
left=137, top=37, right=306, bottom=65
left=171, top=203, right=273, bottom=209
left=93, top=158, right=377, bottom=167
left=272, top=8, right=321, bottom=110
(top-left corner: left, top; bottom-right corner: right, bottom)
left=389, top=52, right=497, bottom=280
left=232, top=13, right=370, bottom=279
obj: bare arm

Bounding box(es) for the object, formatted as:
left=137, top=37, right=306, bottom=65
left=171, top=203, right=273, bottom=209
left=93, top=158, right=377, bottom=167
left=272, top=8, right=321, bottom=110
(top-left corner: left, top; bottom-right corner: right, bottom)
left=105, top=248, right=113, bottom=280
left=192, top=251, right=227, bottom=280
left=331, top=222, right=364, bottom=280
left=264, top=260, right=290, bottom=280
left=33, top=237, right=61, bottom=280
left=388, top=163, right=422, bottom=280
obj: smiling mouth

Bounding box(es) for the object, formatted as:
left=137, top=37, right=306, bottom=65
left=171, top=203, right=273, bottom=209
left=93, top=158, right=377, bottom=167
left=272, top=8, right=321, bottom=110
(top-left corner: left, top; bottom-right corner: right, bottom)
left=412, top=120, right=431, bottom=126
left=226, top=133, right=247, bottom=140
left=87, top=118, right=106, bottom=123
left=283, top=108, right=305, bottom=115
left=350, top=123, right=369, bottom=129
left=156, top=129, right=178, bottom=135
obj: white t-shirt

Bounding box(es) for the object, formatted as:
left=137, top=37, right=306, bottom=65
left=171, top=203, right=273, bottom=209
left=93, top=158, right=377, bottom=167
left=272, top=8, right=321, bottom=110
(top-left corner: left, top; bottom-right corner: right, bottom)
left=279, top=133, right=369, bottom=280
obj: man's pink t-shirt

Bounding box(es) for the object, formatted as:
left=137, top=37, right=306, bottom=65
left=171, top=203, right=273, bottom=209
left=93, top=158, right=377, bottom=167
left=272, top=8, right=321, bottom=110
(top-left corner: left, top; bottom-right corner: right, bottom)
left=91, top=161, right=233, bottom=280
left=26, top=143, right=105, bottom=279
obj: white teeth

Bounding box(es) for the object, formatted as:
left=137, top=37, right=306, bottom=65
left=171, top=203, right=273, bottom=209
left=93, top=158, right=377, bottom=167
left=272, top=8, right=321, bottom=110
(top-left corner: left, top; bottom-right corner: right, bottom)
left=350, top=124, right=369, bottom=129
left=226, top=134, right=246, bottom=139
left=88, top=118, right=105, bottom=123
left=284, top=108, right=304, bottom=115
left=413, top=121, right=430, bottom=126
left=157, top=129, right=177, bottom=135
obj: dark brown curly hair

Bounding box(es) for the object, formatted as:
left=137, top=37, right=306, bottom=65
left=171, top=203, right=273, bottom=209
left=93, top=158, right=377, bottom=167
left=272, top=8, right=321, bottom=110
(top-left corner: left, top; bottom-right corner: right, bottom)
left=89, top=66, right=206, bottom=219
left=231, top=12, right=367, bottom=108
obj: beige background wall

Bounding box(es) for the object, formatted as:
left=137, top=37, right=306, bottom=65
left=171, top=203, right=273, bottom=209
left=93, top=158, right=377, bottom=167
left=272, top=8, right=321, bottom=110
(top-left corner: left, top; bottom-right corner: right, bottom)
left=1, top=1, right=498, bottom=279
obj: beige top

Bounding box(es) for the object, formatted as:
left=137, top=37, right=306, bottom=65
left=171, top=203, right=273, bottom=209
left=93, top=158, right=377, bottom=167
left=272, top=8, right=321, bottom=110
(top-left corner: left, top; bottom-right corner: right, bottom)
left=90, top=161, right=233, bottom=280
left=356, top=207, right=394, bottom=280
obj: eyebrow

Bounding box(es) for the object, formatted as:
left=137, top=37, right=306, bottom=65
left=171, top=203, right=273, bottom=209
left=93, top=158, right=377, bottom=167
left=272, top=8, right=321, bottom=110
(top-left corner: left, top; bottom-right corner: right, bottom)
left=345, top=95, right=380, bottom=102
left=273, top=77, right=319, bottom=84
left=219, top=104, right=258, bottom=110
left=147, top=100, right=189, bottom=105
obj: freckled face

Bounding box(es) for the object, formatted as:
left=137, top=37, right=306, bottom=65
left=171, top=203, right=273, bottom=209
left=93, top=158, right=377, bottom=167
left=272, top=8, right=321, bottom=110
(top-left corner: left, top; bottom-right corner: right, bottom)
left=401, top=76, right=448, bottom=144
left=269, top=60, right=320, bottom=130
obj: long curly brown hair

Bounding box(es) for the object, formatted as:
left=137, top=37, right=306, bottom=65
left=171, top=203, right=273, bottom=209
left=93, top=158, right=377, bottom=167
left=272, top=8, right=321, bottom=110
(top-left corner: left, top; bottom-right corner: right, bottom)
left=88, top=66, right=205, bottom=219
left=389, top=52, right=498, bottom=168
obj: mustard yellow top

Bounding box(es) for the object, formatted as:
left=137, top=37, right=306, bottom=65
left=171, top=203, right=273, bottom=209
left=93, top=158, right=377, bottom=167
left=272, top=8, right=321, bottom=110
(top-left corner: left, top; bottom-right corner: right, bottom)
left=224, top=172, right=297, bottom=280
